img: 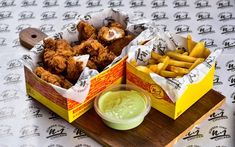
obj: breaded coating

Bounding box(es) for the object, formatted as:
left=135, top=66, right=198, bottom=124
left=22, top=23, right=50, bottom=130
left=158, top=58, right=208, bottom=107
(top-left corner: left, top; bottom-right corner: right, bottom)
left=66, top=57, right=83, bottom=83
left=98, top=26, right=125, bottom=42
left=77, top=21, right=96, bottom=41
left=34, top=67, right=73, bottom=89
left=87, top=60, right=98, bottom=70
left=73, top=39, right=116, bottom=71
left=43, top=39, right=75, bottom=73
left=109, top=22, right=124, bottom=29
left=108, top=35, right=135, bottom=56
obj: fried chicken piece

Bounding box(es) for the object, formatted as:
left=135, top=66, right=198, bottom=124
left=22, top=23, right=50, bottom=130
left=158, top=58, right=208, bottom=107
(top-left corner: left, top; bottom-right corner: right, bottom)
left=98, top=26, right=125, bottom=43
left=43, top=39, right=75, bottom=73
left=87, top=60, right=97, bottom=70
left=34, top=67, right=73, bottom=89
left=77, top=21, right=96, bottom=41
left=109, top=22, right=124, bottom=29
left=108, top=35, right=135, bottom=56
left=73, top=39, right=116, bottom=71
left=66, top=57, right=83, bottom=83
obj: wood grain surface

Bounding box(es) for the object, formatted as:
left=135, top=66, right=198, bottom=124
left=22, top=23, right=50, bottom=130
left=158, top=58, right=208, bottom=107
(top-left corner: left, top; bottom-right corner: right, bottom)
left=73, top=90, right=225, bottom=147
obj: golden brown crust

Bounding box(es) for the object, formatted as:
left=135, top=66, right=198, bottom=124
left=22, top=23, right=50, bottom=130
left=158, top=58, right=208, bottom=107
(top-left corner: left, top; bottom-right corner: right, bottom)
left=77, top=21, right=96, bottom=41
left=66, top=57, right=83, bottom=83
left=34, top=66, right=73, bottom=89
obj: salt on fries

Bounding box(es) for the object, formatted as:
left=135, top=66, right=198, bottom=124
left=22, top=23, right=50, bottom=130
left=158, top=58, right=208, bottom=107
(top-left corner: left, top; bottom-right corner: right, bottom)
left=133, top=35, right=211, bottom=78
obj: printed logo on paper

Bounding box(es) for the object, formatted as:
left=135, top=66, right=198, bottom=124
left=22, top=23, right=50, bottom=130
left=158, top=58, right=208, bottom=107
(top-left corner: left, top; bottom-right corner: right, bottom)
left=16, top=24, right=31, bottom=33
left=166, top=78, right=184, bottom=90
left=64, top=0, right=80, bottom=7
left=174, top=11, right=191, bottom=21
left=220, top=25, right=235, bottom=34
left=108, top=0, right=124, bottom=7
left=63, top=11, right=78, bottom=20
left=153, top=38, right=167, bottom=54
left=151, top=11, right=168, bottom=21
left=4, top=73, right=21, bottom=84
left=12, top=38, right=21, bottom=48
left=41, top=11, right=57, bottom=20
left=151, top=0, right=167, bottom=8
left=223, top=38, right=235, bottom=49
left=230, top=92, right=235, bottom=103
left=209, top=126, right=231, bottom=141
left=214, top=75, right=223, bottom=85
left=73, top=128, right=87, bottom=139
left=129, top=0, right=145, bottom=8
left=155, top=24, right=168, bottom=32
left=217, top=0, right=233, bottom=9
left=22, top=106, right=43, bottom=120
left=0, top=37, right=7, bottom=46
left=20, top=144, right=35, bottom=147
left=75, top=144, right=91, bottom=147
left=43, top=0, right=58, bottom=7
left=0, top=0, right=15, bottom=7
left=0, top=107, right=15, bottom=120
left=187, top=70, right=199, bottom=83
left=196, top=12, right=213, bottom=21
left=48, top=112, right=60, bottom=120
left=6, top=59, right=22, bottom=70
left=19, top=125, right=40, bottom=138
left=208, top=109, right=228, bottom=122
left=18, top=11, right=34, bottom=20
left=218, top=12, right=235, bottom=21
left=225, top=60, right=235, bottom=71
left=215, top=61, right=221, bottom=70
left=0, top=89, right=19, bottom=102
left=197, top=25, right=215, bottom=35
left=0, top=11, right=12, bottom=20
left=0, top=125, right=13, bottom=137
left=0, top=24, right=10, bottom=32
left=175, top=25, right=192, bottom=34
left=46, top=124, right=67, bottom=139
left=25, top=95, right=33, bottom=101
left=86, top=0, right=102, bottom=8
left=183, top=127, right=203, bottom=141
left=48, top=144, right=64, bottom=147
left=21, top=0, right=37, bottom=7
left=195, top=0, right=211, bottom=8
left=133, top=11, right=145, bottom=20
left=228, top=75, right=235, bottom=87
left=173, top=0, right=189, bottom=8
left=200, top=38, right=217, bottom=48
left=40, top=24, right=55, bottom=33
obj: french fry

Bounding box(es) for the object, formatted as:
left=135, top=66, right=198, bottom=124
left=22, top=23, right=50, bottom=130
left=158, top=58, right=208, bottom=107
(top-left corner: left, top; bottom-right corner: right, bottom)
left=174, top=48, right=185, bottom=54
left=166, top=51, right=197, bottom=62
left=148, top=58, right=157, bottom=64
left=187, top=34, right=193, bottom=53
left=149, top=64, right=159, bottom=73
left=202, top=48, right=211, bottom=58
left=168, top=66, right=189, bottom=75
left=151, top=52, right=163, bottom=61
left=160, top=70, right=177, bottom=78
left=136, top=66, right=153, bottom=74
left=182, top=52, right=189, bottom=55
left=189, top=42, right=205, bottom=58
left=158, top=58, right=193, bottom=68
left=189, top=58, right=204, bottom=71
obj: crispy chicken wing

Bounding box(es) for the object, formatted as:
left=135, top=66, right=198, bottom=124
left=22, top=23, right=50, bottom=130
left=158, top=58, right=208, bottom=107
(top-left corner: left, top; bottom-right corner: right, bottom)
left=108, top=35, right=135, bottom=56
left=98, top=26, right=125, bottom=43
left=77, top=21, right=96, bottom=41
left=34, top=66, right=73, bottom=89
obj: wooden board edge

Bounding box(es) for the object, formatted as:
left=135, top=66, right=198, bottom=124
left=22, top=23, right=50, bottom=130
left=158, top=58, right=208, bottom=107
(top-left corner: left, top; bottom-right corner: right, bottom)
left=165, top=98, right=225, bottom=147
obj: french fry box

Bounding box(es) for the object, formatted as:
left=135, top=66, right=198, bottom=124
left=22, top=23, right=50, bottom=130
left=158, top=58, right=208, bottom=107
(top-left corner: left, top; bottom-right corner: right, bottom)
left=126, top=32, right=222, bottom=119
left=22, top=9, right=149, bottom=123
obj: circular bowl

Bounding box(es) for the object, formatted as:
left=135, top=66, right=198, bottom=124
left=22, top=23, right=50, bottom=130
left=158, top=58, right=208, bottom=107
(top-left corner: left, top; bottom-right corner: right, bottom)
left=94, top=84, right=151, bottom=130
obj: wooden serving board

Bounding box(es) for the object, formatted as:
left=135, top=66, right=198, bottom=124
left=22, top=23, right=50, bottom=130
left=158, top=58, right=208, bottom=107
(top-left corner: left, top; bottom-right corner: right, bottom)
left=72, top=90, right=225, bottom=147
left=19, top=28, right=225, bottom=147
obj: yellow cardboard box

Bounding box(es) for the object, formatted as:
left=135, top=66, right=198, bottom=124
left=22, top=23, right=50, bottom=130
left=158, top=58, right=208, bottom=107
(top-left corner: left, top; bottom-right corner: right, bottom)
left=126, top=61, right=215, bottom=119
left=25, top=56, right=126, bottom=123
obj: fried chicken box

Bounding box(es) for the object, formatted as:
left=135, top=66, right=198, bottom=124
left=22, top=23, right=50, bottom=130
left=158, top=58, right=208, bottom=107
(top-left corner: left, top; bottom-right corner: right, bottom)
left=22, top=9, right=148, bottom=123
left=126, top=30, right=221, bottom=119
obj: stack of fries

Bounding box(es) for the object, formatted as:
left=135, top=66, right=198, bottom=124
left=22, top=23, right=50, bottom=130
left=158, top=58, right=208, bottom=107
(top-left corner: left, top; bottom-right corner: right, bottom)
left=133, top=35, right=211, bottom=78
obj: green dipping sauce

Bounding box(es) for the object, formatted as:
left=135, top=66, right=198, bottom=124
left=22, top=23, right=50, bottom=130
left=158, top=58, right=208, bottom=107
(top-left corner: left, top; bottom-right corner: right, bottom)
left=98, top=90, right=146, bottom=121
